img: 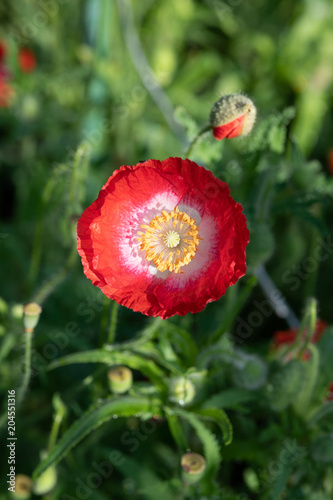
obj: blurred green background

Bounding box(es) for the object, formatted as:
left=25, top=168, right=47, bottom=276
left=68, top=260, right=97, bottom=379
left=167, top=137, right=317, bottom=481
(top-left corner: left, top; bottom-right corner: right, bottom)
left=1, top=0, right=333, bottom=499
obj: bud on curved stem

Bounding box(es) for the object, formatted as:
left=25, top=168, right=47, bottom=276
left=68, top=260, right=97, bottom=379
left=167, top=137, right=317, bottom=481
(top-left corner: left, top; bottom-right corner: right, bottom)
left=210, top=94, right=256, bottom=140
left=108, top=366, right=133, bottom=394
left=181, top=452, right=206, bottom=484
left=23, top=303, right=42, bottom=333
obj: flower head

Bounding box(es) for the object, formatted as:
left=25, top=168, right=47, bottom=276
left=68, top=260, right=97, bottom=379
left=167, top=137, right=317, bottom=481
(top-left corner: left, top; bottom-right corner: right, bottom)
left=77, top=158, right=249, bottom=319
left=18, top=48, right=37, bottom=73
left=210, top=93, right=256, bottom=140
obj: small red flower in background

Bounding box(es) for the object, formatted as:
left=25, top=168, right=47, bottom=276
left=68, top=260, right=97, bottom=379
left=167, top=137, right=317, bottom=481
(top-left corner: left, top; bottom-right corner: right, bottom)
left=273, top=320, right=332, bottom=400
left=273, top=319, right=328, bottom=356
left=77, top=157, right=249, bottom=319
left=18, top=48, right=37, bottom=73
left=210, top=94, right=256, bottom=140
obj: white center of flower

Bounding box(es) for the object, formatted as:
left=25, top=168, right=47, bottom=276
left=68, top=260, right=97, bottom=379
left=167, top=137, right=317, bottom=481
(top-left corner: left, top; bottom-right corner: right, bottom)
left=164, top=230, right=180, bottom=248
left=137, top=207, right=202, bottom=273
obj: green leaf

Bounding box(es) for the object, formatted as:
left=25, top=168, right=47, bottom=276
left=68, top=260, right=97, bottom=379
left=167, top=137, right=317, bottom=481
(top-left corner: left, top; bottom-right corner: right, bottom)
left=32, top=396, right=161, bottom=480
left=204, top=388, right=259, bottom=409
left=173, top=408, right=221, bottom=483
left=48, top=349, right=167, bottom=390
left=194, top=407, right=233, bottom=446
left=165, top=412, right=187, bottom=451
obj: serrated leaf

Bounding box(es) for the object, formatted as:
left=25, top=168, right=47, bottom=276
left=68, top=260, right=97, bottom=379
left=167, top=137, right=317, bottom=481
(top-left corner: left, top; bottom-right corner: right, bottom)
left=48, top=350, right=166, bottom=390
left=32, top=396, right=161, bottom=480
left=174, top=408, right=221, bottom=482
left=194, top=407, right=233, bottom=446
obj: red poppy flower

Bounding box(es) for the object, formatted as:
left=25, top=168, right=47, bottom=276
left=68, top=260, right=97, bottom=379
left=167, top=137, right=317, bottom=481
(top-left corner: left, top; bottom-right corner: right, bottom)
left=77, top=157, right=249, bottom=319
left=18, top=48, right=37, bottom=73
left=210, top=94, right=256, bottom=141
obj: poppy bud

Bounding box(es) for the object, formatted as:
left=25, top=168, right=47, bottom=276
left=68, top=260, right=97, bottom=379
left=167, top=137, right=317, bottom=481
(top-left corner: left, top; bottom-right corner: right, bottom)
left=108, top=366, right=133, bottom=394
left=11, top=475, right=33, bottom=499
left=169, top=376, right=195, bottom=406
left=210, top=93, right=256, bottom=140
left=23, top=303, right=42, bottom=333
left=181, top=452, right=206, bottom=484
left=33, top=457, right=57, bottom=496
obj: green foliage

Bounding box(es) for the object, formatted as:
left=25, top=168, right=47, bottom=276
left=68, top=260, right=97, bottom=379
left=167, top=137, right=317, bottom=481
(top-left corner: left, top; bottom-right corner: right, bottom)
left=1, top=0, right=333, bottom=499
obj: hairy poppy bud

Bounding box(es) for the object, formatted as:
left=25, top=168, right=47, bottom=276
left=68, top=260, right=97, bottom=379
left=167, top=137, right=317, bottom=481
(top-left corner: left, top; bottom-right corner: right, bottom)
left=11, top=475, right=33, bottom=499
left=23, top=303, right=42, bottom=333
left=108, top=366, right=133, bottom=394
left=210, top=94, right=256, bottom=140
left=169, top=376, right=195, bottom=406
left=181, top=452, right=206, bottom=484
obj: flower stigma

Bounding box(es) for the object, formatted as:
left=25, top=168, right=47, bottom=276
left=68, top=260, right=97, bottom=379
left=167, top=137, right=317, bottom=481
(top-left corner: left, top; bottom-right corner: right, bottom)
left=164, top=230, right=180, bottom=248
left=137, top=207, right=202, bottom=273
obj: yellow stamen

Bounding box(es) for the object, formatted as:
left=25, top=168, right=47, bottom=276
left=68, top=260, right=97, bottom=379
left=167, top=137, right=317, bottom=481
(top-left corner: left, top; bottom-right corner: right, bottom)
left=137, top=207, right=202, bottom=273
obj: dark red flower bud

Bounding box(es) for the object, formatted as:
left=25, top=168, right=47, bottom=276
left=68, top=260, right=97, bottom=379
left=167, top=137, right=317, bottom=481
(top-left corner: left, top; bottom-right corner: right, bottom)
left=18, top=48, right=37, bottom=73
left=210, top=94, right=256, bottom=140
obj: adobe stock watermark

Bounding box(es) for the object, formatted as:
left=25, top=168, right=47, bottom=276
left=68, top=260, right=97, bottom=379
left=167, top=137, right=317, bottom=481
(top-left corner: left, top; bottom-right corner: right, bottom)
left=8, top=0, right=71, bottom=48
left=230, top=235, right=333, bottom=344
left=282, top=236, right=333, bottom=292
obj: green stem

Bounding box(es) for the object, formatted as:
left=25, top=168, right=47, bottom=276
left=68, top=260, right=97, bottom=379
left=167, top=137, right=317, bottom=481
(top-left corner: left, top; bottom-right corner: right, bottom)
left=107, top=301, right=119, bottom=344
left=17, top=330, right=33, bottom=407
left=183, top=125, right=211, bottom=159
left=297, top=298, right=317, bottom=360
left=31, top=245, right=77, bottom=305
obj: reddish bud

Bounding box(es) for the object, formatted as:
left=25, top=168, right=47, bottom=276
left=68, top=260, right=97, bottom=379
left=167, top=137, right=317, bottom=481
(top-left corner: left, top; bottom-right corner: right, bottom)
left=18, top=48, right=37, bottom=73
left=210, top=94, right=256, bottom=140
